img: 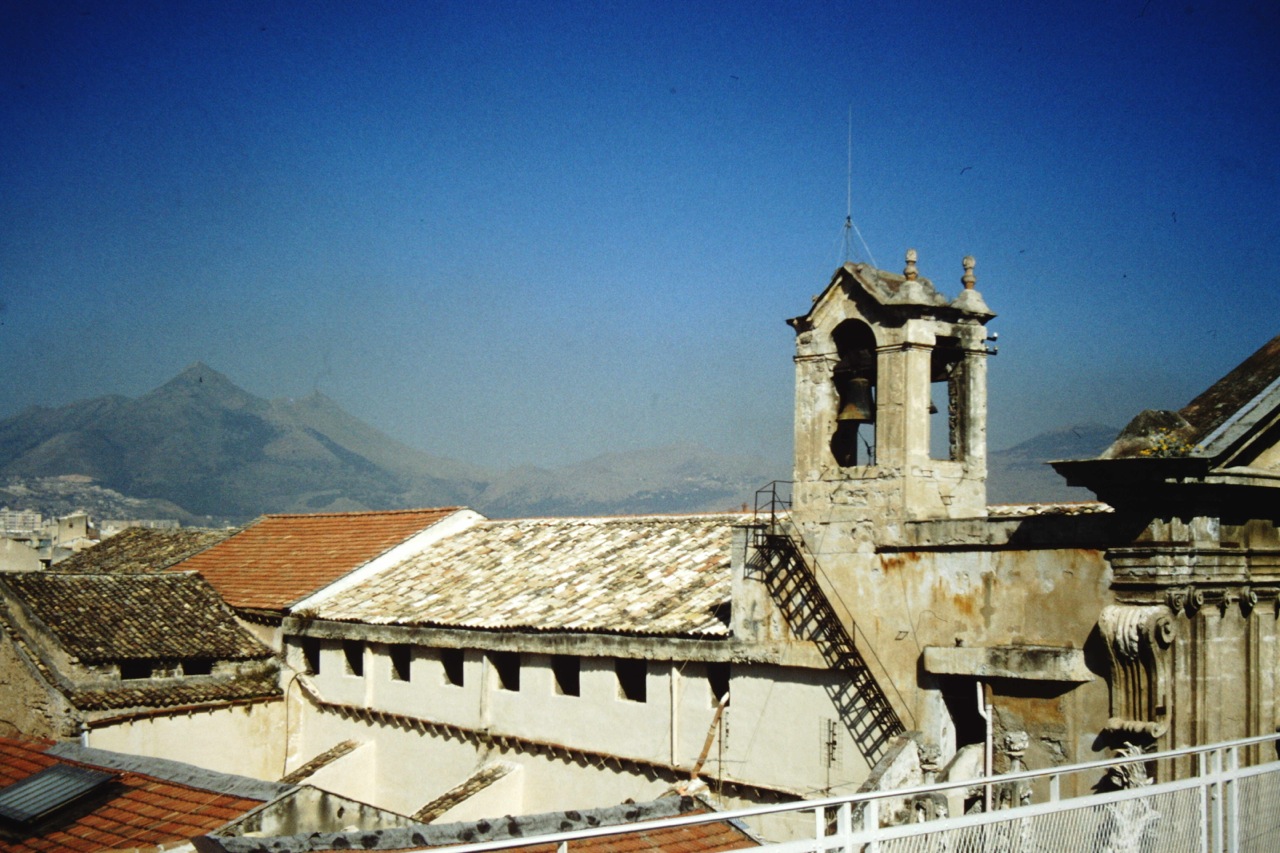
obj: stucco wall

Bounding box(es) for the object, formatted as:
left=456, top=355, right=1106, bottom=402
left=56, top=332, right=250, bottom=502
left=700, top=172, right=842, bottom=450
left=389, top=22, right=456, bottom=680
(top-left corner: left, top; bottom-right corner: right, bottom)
left=782, top=529, right=1113, bottom=773
left=284, top=640, right=875, bottom=815
left=88, top=699, right=287, bottom=781
left=0, top=633, right=77, bottom=738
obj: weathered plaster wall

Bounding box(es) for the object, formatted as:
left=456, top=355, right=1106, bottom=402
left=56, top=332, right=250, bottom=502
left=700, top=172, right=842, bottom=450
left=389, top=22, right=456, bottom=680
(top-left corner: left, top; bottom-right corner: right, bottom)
left=0, top=538, right=42, bottom=573
left=228, top=785, right=416, bottom=836
left=289, top=638, right=872, bottom=805
left=88, top=700, right=287, bottom=781
left=0, top=632, right=77, bottom=738
left=430, top=763, right=526, bottom=824
left=774, top=527, right=1114, bottom=773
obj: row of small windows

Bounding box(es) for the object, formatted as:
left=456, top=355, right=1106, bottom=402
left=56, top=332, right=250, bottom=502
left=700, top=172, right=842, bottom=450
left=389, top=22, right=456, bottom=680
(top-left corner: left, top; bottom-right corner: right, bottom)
left=119, top=658, right=214, bottom=680
left=300, top=638, right=729, bottom=705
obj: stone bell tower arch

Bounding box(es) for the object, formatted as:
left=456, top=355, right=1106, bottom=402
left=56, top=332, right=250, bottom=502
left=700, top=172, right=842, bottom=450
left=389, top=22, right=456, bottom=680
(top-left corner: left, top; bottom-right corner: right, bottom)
left=788, top=250, right=996, bottom=546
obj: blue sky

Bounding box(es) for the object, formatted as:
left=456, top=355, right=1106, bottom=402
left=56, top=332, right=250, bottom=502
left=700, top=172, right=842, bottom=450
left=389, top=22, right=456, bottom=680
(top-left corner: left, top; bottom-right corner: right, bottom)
left=2, top=1, right=1277, bottom=472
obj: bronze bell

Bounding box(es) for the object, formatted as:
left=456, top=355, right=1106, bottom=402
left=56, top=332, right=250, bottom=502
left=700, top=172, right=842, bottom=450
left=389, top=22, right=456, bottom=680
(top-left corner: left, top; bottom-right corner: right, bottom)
left=836, top=377, right=875, bottom=423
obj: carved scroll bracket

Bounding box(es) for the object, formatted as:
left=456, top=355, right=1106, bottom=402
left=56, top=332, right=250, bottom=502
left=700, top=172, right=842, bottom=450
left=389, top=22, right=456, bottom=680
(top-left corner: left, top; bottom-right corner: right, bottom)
left=1099, top=604, right=1175, bottom=742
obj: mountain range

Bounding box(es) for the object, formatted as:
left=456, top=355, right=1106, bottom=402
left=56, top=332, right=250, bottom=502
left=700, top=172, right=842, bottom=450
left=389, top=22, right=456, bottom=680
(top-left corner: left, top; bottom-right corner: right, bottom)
left=0, top=364, right=1113, bottom=523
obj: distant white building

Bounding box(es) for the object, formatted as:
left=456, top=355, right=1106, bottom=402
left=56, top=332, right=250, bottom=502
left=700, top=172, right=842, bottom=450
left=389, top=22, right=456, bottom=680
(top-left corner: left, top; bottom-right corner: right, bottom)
left=0, top=508, right=43, bottom=535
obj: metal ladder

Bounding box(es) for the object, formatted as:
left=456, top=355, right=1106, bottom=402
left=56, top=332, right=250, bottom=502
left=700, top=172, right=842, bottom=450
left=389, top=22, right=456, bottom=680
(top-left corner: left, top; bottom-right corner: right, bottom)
left=751, top=482, right=906, bottom=765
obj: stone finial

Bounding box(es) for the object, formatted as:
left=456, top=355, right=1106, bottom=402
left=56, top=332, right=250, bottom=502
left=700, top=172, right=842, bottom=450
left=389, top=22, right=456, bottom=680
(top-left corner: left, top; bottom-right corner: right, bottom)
left=904, top=248, right=918, bottom=281
left=962, top=255, right=976, bottom=289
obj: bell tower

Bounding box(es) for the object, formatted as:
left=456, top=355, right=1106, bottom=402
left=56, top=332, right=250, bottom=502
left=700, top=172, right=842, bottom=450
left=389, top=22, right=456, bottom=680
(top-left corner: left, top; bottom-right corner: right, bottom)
left=788, top=251, right=995, bottom=544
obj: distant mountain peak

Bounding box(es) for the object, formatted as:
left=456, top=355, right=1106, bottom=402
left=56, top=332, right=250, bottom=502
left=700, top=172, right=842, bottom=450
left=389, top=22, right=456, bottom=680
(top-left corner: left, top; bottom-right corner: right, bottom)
left=145, top=363, right=257, bottom=409
left=173, top=362, right=234, bottom=386
left=0, top=367, right=782, bottom=520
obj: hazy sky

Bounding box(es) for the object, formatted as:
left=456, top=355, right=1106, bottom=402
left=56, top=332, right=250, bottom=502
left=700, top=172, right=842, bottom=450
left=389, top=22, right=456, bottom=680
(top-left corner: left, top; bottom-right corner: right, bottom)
left=2, top=1, right=1277, bottom=472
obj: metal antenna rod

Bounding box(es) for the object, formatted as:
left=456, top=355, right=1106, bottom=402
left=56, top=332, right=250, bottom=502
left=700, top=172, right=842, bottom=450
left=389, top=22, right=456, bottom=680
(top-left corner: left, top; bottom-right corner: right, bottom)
left=843, top=105, right=853, bottom=263
left=843, top=106, right=878, bottom=269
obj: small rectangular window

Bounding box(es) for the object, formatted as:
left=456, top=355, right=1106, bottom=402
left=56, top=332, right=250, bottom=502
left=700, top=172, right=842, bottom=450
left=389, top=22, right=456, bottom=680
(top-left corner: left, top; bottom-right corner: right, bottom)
left=302, top=637, right=321, bottom=675
left=708, top=662, right=730, bottom=705
left=490, top=651, right=520, bottom=692
left=441, top=648, right=464, bottom=686
left=616, top=658, right=646, bottom=703
left=552, top=655, right=580, bottom=697
left=184, top=658, right=214, bottom=676
left=389, top=645, right=411, bottom=682
left=343, top=640, right=364, bottom=677
left=120, top=660, right=151, bottom=680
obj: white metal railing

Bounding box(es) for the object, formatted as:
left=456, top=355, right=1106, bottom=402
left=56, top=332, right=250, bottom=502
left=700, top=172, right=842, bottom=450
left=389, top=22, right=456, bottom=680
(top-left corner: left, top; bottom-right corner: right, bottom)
left=413, top=732, right=1280, bottom=853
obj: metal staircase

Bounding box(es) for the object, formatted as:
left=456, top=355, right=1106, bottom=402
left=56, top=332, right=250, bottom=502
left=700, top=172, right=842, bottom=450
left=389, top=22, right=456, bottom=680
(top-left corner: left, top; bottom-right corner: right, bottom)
left=750, top=482, right=907, bottom=766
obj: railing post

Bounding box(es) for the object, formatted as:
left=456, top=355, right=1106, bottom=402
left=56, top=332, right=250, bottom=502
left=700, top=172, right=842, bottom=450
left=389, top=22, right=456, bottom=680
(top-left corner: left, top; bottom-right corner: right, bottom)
left=863, top=798, right=879, bottom=853
left=814, top=806, right=825, bottom=853
left=1048, top=773, right=1060, bottom=802
left=1226, top=746, right=1240, bottom=853
left=837, top=802, right=852, bottom=853
left=1198, top=750, right=1210, bottom=853
left=1212, top=749, right=1224, bottom=853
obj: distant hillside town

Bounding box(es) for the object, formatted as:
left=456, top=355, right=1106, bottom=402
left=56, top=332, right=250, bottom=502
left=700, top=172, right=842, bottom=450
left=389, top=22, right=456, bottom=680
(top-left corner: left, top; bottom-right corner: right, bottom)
left=0, top=506, right=193, bottom=572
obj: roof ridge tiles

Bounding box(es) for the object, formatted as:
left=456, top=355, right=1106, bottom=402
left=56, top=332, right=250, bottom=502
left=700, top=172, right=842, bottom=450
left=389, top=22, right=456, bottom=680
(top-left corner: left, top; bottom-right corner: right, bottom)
left=258, top=506, right=462, bottom=520
left=45, top=742, right=293, bottom=802
left=492, top=511, right=753, bottom=523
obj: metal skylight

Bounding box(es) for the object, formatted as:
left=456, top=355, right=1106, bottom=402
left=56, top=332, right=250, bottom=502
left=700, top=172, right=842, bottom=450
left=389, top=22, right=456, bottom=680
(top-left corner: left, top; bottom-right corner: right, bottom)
left=0, top=764, right=114, bottom=825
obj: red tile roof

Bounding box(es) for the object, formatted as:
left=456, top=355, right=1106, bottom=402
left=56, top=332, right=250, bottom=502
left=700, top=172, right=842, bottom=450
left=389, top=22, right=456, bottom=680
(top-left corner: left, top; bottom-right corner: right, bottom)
left=168, top=508, right=462, bottom=612
left=0, top=737, right=266, bottom=852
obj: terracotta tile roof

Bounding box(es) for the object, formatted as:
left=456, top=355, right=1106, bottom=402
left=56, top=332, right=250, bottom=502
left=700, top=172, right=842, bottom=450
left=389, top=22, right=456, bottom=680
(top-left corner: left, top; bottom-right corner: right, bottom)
left=313, top=515, right=739, bottom=637
left=412, top=761, right=516, bottom=823
left=168, top=508, right=464, bottom=612
left=54, top=527, right=232, bottom=574
left=0, top=572, right=271, bottom=664
left=0, top=736, right=268, bottom=852
left=69, top=669, right=281, bottom=712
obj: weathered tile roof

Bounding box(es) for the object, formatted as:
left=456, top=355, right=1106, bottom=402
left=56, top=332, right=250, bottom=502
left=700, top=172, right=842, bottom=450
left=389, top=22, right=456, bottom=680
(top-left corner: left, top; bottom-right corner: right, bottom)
left=200, top=795, right=758, bottom=853
left=0, top=572, right=271, bottom=663
left=0, top=736, right=269, bottom=852
left=312, top=515, right=740, bottom=637
left=1180, top=332, right=1280, bottom=443
left=67, top=668, right=282, bottom=712
left=169, top=508, right=464, bottom=612
left=54, top=526, right=231, bottom=573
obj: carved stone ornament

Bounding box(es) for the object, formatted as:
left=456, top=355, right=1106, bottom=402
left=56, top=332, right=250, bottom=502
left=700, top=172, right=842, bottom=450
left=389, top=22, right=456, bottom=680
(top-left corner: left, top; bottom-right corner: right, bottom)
left=1102, top=605, right=1174, bottom=659
left=1001, top=730, right=1029, bottom=759
left=1241, top=586, right=1258, bottom=615
left=1167, top=586, right=1205, bottom=616
left=1099, top=605, right=1176, bottom=740
left=1189, top=587, right=1206, bottom=614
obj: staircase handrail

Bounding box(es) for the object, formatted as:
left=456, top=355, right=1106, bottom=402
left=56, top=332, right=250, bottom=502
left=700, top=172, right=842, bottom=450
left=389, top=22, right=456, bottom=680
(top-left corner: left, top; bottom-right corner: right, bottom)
left=750, top=480, right=915, bottom=731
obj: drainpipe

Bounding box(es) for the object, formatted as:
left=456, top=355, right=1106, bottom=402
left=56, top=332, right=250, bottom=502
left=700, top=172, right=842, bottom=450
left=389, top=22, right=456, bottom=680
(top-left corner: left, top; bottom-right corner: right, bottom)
left=670, top=662, right=679, bottom=767
left=976, top=680, right=992, bottom=812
